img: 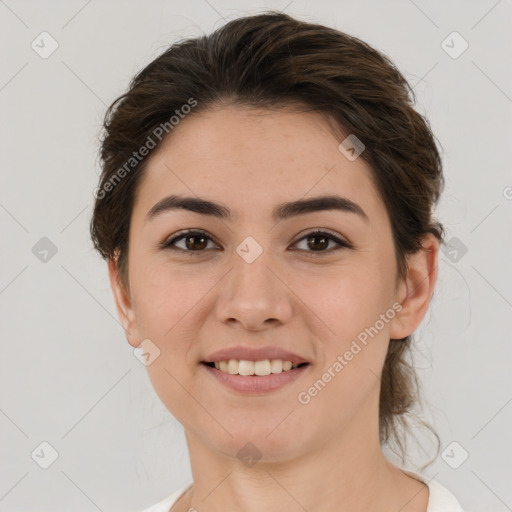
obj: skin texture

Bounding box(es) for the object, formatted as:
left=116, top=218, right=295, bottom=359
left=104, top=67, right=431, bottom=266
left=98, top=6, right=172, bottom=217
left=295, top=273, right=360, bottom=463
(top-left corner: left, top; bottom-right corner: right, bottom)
left=108, top=106, right=438, bottom=512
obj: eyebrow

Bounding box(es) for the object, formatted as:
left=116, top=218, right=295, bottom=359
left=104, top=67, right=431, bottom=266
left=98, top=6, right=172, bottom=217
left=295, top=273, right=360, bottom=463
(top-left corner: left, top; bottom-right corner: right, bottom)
left=145, top=194, right=369, bottom=224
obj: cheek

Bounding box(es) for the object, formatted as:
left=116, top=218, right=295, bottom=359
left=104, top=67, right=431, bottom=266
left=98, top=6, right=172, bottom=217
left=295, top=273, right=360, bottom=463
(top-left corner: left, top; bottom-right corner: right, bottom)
left=300, top=271, right=392, bottom=421
left=131, top=263, right=222, bottom=383
left=298, top=265, right=394, bottom=398
left=136, top=266, right=206, bottom=422
left=132, top=258, right=201, bottom=335
left=297, top=263, right=392, bottom=339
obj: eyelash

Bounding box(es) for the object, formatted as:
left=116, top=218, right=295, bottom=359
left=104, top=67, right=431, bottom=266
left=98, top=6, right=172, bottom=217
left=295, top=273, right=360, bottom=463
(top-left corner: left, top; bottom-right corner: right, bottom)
left=160, top=229, right=352, bottom=256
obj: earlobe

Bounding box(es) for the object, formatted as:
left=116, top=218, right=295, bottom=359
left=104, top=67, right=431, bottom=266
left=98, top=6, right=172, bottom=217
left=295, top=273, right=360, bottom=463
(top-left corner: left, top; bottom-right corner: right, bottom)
left=389, top=234, right=439, bottom=340
left=108, top=256, right=140, bottom=348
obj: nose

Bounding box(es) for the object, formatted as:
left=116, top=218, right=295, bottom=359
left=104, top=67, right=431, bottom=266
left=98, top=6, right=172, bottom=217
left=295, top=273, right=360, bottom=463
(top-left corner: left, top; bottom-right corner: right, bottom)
left=215, top=250, right=293, bottom=332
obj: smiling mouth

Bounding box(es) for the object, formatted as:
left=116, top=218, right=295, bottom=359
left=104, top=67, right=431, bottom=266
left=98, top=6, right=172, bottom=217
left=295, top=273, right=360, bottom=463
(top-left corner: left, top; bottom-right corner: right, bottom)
left=201, top=360, right=310, bottom=376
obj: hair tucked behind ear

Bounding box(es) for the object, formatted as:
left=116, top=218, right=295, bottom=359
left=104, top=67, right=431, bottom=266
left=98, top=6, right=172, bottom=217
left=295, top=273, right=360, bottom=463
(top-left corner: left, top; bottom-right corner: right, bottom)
left=90, top=10, right=445, bottom=467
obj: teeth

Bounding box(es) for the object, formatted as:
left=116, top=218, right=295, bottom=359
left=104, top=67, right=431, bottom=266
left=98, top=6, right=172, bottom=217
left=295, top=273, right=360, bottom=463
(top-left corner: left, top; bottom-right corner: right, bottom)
left=211, top=359, right=302, bottom=376
left=227, top=359, right=239, bottom=374
left=254, top=360, right=271, bottom=376
left=270, top=359, right=283, bottom=373
left=239, top=360, right=256, bottom=376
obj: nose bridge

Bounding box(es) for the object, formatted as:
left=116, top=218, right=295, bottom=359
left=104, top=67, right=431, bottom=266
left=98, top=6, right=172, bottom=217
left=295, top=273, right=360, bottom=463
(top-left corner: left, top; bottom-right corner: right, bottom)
left=231, top=235, right=279, bottom=301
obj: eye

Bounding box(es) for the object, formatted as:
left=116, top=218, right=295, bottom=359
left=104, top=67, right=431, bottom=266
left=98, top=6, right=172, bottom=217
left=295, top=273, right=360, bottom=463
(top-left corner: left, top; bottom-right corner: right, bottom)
left=161, top=229, right=218, bottom=253
left=160, top=229, right=351, bottom=255
left=292, top=229, right=352, bottom=254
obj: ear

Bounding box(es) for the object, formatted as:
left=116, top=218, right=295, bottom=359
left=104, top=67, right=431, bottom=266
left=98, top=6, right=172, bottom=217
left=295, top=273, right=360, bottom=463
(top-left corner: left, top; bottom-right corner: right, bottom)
left=108, top=255, right=140, bottom=348
left=389, top=233, right=439, bottom=340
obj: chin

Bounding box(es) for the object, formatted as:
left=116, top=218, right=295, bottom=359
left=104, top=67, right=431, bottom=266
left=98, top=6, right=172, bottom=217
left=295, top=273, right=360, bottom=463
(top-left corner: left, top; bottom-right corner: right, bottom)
left=204, top=426, right=311, bottom=465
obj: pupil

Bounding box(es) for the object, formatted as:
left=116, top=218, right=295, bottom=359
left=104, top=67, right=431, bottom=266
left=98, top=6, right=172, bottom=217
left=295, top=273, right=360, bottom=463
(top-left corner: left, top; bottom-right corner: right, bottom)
left=186, top=235, right=207, bottom=250
left=308, top=235, right=328, bottom=251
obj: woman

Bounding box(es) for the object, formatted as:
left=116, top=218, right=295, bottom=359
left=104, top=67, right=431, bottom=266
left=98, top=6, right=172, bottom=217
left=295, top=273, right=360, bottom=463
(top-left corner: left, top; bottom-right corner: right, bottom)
left=90, top=11, right=464, bottom=512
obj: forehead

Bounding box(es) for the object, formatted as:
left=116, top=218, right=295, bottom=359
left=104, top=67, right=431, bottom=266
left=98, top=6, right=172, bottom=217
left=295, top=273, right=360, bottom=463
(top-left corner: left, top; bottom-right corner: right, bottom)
left=132, top=106, right=385, bottom=224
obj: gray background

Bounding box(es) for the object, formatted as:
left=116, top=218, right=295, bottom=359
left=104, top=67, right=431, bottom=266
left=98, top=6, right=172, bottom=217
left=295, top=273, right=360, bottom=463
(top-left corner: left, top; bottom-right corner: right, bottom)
left=1, top=0, right=511, bottom=510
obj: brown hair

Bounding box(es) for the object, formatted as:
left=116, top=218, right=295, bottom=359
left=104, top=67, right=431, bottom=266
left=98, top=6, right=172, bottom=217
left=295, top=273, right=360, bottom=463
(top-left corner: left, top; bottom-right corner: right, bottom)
left=90, top=11, right=445, bottom=467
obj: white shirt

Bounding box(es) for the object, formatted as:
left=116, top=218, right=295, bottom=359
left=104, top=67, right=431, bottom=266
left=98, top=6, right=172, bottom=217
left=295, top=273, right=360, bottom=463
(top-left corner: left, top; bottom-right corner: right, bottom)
left=140, top=469, right=464, bottom=512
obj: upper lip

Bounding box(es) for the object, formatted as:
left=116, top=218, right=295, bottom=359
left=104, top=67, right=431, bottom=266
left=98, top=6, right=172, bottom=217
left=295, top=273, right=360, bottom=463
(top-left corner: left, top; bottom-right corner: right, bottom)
left=202, top=346, right=309, bottom=364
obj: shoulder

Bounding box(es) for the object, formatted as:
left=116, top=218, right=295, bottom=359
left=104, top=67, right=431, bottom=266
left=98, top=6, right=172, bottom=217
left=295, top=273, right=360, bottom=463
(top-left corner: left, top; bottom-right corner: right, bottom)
left=138, top=483, right=193, bottom=512
left=401, top=469, right=464, bottom=512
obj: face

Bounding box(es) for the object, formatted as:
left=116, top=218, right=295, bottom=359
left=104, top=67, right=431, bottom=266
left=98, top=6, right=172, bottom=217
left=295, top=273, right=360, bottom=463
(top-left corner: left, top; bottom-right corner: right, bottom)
left=110, top=106, right=432, bottom=462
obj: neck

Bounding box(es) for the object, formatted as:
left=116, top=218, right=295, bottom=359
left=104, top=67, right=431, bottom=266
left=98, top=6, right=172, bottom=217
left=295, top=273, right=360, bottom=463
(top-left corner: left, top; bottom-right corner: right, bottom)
left=179, top=391, right=428, bottom=512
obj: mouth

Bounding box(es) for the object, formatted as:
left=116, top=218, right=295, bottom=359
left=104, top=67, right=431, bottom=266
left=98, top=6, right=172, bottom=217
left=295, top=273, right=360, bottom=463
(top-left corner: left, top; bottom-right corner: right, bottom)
left=200, top=359, right=311, bottom=394
left=201, top=359, right=310, bottom=376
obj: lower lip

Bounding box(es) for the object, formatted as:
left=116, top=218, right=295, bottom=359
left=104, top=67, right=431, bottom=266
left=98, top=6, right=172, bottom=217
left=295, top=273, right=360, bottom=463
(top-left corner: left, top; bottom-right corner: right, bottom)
left=201, top=363, right=310, bottom=394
